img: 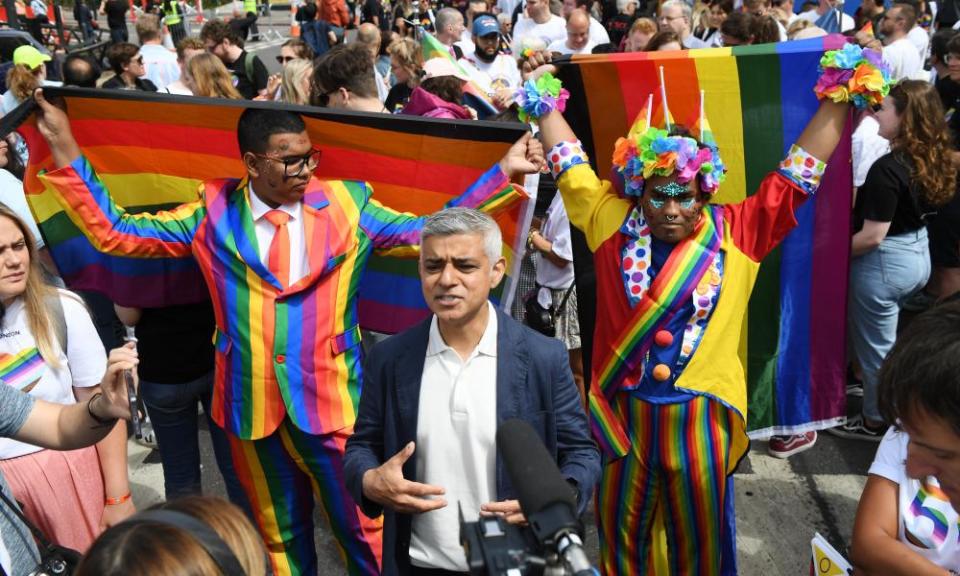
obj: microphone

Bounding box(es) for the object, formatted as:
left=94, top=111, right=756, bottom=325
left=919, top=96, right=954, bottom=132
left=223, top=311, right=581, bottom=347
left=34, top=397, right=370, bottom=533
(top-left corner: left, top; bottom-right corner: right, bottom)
left=496, top=419, right=595, bottom=576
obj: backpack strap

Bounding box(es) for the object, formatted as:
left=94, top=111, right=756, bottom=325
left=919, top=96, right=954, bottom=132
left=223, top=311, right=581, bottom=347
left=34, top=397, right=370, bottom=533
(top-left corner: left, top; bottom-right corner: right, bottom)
left=243, top=51, right=255, bottom=86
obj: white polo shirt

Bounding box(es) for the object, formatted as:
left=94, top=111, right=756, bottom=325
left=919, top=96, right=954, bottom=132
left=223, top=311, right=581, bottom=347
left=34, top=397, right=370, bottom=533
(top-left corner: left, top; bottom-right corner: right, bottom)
left=409, top=303, right=498, bottom=571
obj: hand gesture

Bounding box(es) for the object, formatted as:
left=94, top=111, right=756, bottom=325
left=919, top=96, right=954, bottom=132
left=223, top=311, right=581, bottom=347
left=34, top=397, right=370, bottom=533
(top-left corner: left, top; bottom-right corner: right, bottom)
left=520, top=50, right=557, bottom=83
left=265, top=73, right=282, bottom=98
left=361, top=442, right=447, bottom=514
left=498, top=132, right=545, bottom=178
left=95, top=342, right=139, bottom=421
left=34, top=89, right=72, bottom=145
left=480, top=499, right=526, bottom=525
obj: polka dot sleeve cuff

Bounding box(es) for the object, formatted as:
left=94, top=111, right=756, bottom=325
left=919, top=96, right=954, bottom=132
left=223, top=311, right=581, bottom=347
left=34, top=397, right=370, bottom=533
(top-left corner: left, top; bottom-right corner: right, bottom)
left=777, top=144, right=827, bottom=195
left=546, top=139, right=589, bottom=180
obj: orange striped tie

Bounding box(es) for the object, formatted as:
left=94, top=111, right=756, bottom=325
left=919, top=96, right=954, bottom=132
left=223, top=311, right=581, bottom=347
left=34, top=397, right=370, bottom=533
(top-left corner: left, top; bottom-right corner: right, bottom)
left=264, top=209, right=290, bottom=287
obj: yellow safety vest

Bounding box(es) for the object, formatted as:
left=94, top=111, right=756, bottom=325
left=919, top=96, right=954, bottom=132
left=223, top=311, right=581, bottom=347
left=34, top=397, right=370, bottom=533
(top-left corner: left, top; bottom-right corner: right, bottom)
left=243, top=0, right=256, bottom=14
left=163, top=1, right=182, bottom=24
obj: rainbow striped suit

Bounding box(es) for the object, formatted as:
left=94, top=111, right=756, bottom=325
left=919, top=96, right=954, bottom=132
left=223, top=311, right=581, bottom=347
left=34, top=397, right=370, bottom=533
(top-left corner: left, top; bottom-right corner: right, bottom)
left=40, top=156, right=520, bottom=575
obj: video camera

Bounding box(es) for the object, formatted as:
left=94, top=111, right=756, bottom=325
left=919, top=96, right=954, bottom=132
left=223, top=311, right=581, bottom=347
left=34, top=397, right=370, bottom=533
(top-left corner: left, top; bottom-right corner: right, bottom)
left=458, top=420, right=597, bottom=576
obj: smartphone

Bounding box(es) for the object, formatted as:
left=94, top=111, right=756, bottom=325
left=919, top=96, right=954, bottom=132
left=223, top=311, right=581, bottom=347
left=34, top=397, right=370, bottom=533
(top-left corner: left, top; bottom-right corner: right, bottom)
left=125, top=368, right=142, bottom=440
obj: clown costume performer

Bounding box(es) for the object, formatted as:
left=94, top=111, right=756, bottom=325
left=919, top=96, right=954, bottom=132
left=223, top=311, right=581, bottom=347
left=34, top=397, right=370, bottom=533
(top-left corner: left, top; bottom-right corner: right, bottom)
left=515, top=46, right=892, bottom=575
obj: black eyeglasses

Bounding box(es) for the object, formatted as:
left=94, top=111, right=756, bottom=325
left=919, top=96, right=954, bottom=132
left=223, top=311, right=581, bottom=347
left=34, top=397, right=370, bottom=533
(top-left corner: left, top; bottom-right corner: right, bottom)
left=276, top=55, right=297, bottom=64
left=253, top=147, right=322, bottom=177
left=870, top=102, right=883, bottom=113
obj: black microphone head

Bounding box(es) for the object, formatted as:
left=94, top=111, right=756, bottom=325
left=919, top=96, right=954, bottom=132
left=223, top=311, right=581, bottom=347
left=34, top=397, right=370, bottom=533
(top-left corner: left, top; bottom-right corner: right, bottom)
left=496, top=418, right=576, bottom=518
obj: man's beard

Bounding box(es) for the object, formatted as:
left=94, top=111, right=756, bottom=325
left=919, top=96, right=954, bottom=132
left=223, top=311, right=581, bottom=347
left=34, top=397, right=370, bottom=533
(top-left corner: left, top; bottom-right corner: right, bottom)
left=475, top=46, right=498, bottom=63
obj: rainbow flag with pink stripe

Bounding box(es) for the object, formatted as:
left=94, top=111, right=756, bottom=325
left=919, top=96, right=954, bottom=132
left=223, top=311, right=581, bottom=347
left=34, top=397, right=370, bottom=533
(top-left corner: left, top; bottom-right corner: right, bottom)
left=0, top=348, right=44, bottom=392
left=560, top=36, right=851, bottom=436
left=15, top=89, right=530, bottom=335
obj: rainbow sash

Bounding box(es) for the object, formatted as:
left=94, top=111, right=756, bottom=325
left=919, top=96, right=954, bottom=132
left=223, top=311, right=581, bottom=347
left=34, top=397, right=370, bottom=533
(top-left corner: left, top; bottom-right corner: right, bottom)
left=589, top=204, right=724, bottom=459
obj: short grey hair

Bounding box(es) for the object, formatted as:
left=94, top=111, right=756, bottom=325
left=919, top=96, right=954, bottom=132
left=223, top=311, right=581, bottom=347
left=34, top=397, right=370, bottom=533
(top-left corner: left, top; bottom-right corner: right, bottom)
left=436, top=7, right=463, bottom=32
left=661, top=0, right=692, bottom=21
left=420, top=208, right=502, bottom=264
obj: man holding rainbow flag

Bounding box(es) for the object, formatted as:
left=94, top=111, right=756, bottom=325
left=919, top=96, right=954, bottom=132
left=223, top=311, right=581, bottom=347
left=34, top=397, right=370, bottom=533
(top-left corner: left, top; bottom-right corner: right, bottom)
left=516, top=44, right=891, bottom=575
left=28, top=94, right=543, bottom=576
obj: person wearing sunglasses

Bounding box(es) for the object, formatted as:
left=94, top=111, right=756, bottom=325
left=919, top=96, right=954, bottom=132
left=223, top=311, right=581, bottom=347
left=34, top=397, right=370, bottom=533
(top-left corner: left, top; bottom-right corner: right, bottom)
left=33, top=89, right=545, bottom=576
left=102, top=43, right=158, bottom=92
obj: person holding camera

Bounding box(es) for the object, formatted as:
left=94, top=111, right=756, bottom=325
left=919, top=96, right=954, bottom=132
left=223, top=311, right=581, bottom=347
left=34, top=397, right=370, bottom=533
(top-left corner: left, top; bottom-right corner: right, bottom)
left=344, top=208, right=600, bottom=576
left=525, top=192, right=585, bottom=407
left=0, top=334, right=137, bottom=576
left=0, top=204, right=135, bottom=559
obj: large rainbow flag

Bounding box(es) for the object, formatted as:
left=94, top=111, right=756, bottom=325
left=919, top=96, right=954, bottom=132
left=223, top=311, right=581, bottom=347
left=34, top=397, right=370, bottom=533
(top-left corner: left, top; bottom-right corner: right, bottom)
left=559, top=36, right=851, bottom=436
left=14, top=89, right=531, bottom=334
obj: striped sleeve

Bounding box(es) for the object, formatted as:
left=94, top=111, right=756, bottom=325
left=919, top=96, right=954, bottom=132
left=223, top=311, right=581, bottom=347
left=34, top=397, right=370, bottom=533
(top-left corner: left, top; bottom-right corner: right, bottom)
left=38, top=156, right=204, bottom=258
left=360, top=163, right=526, bottom=256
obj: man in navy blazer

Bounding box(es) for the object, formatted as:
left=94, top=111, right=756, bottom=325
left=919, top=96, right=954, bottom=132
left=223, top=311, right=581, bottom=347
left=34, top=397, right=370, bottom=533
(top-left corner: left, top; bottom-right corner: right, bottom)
left=344, top=207, right=600, bottom=575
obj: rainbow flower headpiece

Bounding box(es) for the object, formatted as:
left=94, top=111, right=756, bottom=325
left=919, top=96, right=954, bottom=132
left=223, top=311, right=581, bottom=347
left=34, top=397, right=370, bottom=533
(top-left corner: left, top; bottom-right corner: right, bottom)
left=813, top=44, right=891, bottom=109
left=611, top=88, right=726, bottom=198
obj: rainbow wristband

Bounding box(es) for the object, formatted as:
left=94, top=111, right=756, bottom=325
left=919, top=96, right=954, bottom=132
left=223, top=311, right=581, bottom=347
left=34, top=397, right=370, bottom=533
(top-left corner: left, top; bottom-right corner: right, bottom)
left=813, top=44, right=892, bottom=110
left=514, top=72, right=570, bottom=124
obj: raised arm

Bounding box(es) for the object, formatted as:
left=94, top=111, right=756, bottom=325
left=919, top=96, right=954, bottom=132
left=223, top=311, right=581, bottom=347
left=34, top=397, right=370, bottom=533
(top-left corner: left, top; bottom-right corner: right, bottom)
left=359, top=133, right=540, bottom=255
left=33, top=89, right=203, bottom=258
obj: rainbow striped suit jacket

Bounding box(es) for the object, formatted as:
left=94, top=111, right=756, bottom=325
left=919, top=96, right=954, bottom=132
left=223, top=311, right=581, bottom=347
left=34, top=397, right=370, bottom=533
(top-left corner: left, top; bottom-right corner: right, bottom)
left=41, top=156, right=519, bottom=440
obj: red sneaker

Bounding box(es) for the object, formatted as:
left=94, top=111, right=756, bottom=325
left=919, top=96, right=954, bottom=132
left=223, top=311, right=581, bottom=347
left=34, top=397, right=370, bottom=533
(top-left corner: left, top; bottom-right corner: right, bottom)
left=767, top=431, right=817, bottom=458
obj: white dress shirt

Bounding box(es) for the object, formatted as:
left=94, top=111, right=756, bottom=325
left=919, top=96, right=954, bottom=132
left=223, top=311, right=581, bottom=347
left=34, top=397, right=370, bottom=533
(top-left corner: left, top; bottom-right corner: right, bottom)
left=248, top=183, right=310, bottom=285
left=410, top=303, right=498, bottom=571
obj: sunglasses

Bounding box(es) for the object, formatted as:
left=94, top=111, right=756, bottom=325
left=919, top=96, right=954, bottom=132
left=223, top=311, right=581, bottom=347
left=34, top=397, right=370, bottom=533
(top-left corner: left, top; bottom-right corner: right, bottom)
left=133, top=55, right=144, bottom=65
left=276, top=55, right=297, bottom=64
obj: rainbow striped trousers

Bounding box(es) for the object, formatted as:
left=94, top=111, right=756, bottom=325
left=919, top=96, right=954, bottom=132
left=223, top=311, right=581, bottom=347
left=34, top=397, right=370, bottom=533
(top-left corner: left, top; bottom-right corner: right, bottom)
left=226, top=419, right=383, bottom=576
left=597, top=394, right=738, bottom=576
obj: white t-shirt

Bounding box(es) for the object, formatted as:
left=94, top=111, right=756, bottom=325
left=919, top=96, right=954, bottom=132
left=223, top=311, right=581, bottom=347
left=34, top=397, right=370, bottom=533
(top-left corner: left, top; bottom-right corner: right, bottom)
left=536, top=192, right=574, bottom=294
left=139, top=43, right=180, bottom=92
left=547, top=37, right=596, bottom=54
left=511, top=14, right=567, bottom=54
left=907, top=25, right=930, bottom=62
left=588, top=16, right=610, bottom=45
left=459, top=53, right=522, bottom=92
left=0, top=290, right=106, bottom=459
left=884, top=37, right=925, bottom=82
left=852, top=115, right=890, bottom=188
left=869, top=428, right=960, bottom=570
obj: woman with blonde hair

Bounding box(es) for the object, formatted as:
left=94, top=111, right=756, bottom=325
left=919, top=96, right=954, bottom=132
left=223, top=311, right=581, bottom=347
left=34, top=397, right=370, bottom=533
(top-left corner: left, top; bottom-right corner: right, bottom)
left=183, top=53, right=242, bottom=99
left=76, top=496, right=268, bottom=576
left=830, top=80, right=957, bottom=441
left=278, top=58, right=313, bottom=105
left=386, top=37, right=423, bottom=112
left=0, top=204, right=135, bottom=552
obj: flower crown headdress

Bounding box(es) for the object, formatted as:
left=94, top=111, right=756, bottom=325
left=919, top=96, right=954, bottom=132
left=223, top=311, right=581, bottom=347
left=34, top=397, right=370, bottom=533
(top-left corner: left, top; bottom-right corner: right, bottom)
left=611, top=68, right=726, bottom=198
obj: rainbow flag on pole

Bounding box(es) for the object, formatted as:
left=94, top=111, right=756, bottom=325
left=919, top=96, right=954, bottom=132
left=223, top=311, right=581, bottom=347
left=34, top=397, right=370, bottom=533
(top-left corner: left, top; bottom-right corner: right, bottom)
left=559, top=36, right=851, bottom=436
left=420, top=31, right=500, bottom=117
left=15, top=89, right=530, bottom=334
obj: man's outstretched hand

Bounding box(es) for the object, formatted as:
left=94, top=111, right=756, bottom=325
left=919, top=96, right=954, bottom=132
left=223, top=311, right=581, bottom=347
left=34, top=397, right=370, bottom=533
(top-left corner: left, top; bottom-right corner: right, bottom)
left=499, top=131, right=545, bottom=178
left=361, top=442, right=447, bottom=514
left=34, top=88, right=81, bottom=168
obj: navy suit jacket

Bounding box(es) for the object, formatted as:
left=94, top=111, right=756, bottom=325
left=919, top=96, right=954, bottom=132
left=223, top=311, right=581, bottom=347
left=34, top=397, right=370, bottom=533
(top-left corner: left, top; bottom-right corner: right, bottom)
left=344, top=309, right=601, bottom=576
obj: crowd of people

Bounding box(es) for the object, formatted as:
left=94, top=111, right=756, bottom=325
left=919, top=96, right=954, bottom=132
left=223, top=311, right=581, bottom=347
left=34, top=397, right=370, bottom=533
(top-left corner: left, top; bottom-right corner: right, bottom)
left=0, top=0, right=955, bottom=574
